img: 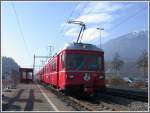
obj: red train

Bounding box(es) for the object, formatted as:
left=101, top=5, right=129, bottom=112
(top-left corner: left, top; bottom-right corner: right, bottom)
left=36, top=42, right=105, bottom=94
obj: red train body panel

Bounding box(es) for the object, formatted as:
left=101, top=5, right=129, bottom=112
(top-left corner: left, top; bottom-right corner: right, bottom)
left=36, top=43, right=105, bottom=94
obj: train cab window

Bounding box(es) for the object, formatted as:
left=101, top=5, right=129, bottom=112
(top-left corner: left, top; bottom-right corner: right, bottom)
left=98, top=57, right=102, bottom=70
left=66, top=54, right=102, bottom=70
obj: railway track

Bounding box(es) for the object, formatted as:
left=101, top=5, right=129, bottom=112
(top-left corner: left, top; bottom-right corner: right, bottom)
left=101, top=88, right=148, bottom=102
left=39, top=82, right=116, bottom=111
left=39, top=82, right=148, bottom=111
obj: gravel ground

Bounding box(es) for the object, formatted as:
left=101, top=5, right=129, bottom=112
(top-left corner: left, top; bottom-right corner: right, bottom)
left=97, top=93, right=148, bottom=111
left=128, top=101, right=148, bottom=111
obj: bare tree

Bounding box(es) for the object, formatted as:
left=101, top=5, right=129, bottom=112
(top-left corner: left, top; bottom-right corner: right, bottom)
left=110, top=52, right=124, bottom=75
left=11, top=70, right=20, bottom=88
left=136, top=51, right=148, bottom=80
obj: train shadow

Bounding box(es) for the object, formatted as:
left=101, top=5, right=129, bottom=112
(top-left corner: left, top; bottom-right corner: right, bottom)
left=65, top=91, right=133, bottom=106
left=94, top=93, right=132, bottom=105
left=64, top=91, right=99, bottom=103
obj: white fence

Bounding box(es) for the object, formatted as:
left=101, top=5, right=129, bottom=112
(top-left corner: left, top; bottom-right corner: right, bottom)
left=2, top=79, right=16, bottom=90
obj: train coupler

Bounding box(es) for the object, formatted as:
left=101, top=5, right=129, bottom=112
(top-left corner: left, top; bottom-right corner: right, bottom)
left=84, top=87, right=94, bottom=95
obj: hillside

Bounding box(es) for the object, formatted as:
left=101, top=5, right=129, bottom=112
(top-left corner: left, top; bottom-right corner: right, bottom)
left=102, top=30, right=148, bottom=61
left=102, top=30, right=148, bottom=81
left=2, top=56, right=20, bottom=79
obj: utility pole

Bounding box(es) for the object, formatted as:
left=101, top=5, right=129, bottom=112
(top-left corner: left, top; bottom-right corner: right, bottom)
left=96, top=28, right=104, bottom=48
left=47, top=45, right=54, bottom=57
left=33, top=55, right=49, bottom=75
left=33, top=54, right=35, bottom=75
left=46, top=45, right=54, bottom=62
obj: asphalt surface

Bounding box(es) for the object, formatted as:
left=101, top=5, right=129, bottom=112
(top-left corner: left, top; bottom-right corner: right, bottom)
left=2, top=83, right=73, bottom=111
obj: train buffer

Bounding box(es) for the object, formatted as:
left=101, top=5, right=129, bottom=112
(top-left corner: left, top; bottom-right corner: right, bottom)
left=2, top=83, right=74, bottom=111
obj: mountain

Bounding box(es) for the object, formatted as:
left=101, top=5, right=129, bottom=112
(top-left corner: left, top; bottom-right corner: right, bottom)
left=102, top=30, right=148, bottom=61
left=2, top=56, right=20, bottom=79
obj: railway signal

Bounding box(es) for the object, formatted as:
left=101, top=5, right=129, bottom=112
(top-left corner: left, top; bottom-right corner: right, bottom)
left=67, top=20, right=86, bottom=43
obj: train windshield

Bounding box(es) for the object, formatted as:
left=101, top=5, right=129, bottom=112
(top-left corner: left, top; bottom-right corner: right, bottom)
left=66, top=54, right=102, bottom=70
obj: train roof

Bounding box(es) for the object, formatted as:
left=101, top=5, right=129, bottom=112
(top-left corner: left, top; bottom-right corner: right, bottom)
left=62, top=42, right=103, bottom=52
left=46, top=43, right=103, bottom=64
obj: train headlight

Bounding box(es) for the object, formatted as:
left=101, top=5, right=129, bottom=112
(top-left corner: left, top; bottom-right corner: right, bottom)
left=99, top=75, right=104, bottom=79
left=69, top=75, right=74, bottom=79
left=66, top=74, right=74, bottom=79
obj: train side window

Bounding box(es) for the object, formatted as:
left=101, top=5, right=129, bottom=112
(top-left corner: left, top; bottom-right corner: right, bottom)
left=47, top=66, right=49, bottom=73
left=51, top=60, right=56, bottom=71
left=46, top=66, right=47, bottom=74
left=50, top=64, right=51, bottom=71
left=51, top=64, right=52, bottom=71
left=48, top=64, right=50, bottom=72
left=51, top=61, right=54, bottom=71
left=54, top=62, right=56, bottom=71
left=61, top=54, right=65, bottom=69
left=62, top=54, right=64, bottom=62
left=45, top=67, right=46, bottom=74
left=44, top=67, right=46, bottom=74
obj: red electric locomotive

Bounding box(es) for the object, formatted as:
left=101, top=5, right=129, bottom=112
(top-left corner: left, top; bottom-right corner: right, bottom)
left=36, top=21, right=105, bottom=94
left=37, top=42, right=105, bottom=94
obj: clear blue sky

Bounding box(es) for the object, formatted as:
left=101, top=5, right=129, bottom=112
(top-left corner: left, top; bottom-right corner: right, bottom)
left=2, top=1, right=148, bottom=68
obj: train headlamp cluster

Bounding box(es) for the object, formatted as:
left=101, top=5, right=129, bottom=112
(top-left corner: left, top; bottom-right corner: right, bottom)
left=69, top=75, right=74, bottom=79
left=66, top=74, right=103, bottom=80
left=99, top=75, right=104, bottom=79
left=66, top=74, right=74, bottom=79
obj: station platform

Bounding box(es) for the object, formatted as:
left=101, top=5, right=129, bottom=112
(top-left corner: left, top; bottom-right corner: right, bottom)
left=2, top=83, right=73, bottom=111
